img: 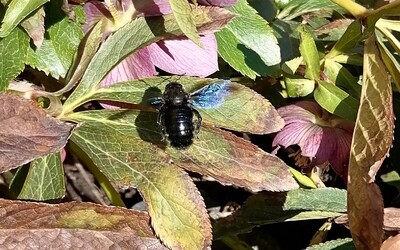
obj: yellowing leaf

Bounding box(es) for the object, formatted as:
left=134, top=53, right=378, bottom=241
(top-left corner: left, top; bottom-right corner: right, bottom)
left=70, top=111, right=211, bottom=249
left=168, top=0, right=201, bottom=46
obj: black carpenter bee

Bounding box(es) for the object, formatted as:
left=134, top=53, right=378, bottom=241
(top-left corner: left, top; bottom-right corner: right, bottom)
left=152, top=80, right=230, bottom=149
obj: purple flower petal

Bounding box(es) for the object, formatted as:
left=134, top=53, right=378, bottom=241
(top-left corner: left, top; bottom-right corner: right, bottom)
left=100, top=48, right=156, bottom=87
left=147, top=34, right=218, bottom=77
left=83, top=1, right=110, bottom=33
left=327, top=128, right=352, bottom=175
left=278, top=104, right=317, bottom=124
left=273, top=101, right=354, bottom=178
left=298, top=125, right=324, bottom=157
left=131, top=0, right=171, bottom=16
left=198, top=0, right=238, bottom=7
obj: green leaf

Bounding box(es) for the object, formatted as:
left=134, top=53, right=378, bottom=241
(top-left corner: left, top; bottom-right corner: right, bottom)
left=168, top=0, right=201, bottom=46
left=324, top=58, right=361, bottom=98
left=290, top=167, right=317, bottom=189
left=347, top=35, right=391, bottom=249
left=277, top=0, right=345, bottom=20
left=283, top=188, right=347, bottom=211
left=16, top=153, right=65, bottom=201
left=213, top=188, right=346, bottom=239
left=325, top=20, right=362, bottom=59
left=332, top=54, right=363, bottom=66
left=166, top=126, right=298, bottom=192
left=26, top=1, right=83, bottom=79
left=0, top=27, right=29, bottom=91
left=62, top=7, right=234, bottom=115
left=380, top=170, right=400, bottom=194
left=58, top=19, right=104, bottom=95
left=67, top=110, right=297, bottom=192
left=216, top=29, right=270, bottom=79
left=281, top=56, right=303, bottom=75
left=70, top=111, right=212, bottom=250
left=0, top=0, right=49, bottom=37
left=216, top=0, right=280, bottom=79
left=314, top=80, right=359, bottom=121
left=271, top=19, right=300, bottom=62
left=70, top=140, right=125, bottom=207
left=84, top=76, right=284, bottom=134
left=298, top=24, right=320, bottom=80
left=306, top=238, right=354, bottom=250
left=247, top=0, right=277, bottom=21
left=284, top=74, right=315, bottom=97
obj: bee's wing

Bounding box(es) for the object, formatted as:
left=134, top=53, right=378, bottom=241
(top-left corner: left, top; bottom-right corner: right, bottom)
left=148, top=97, right=164, bottom=110
left=190, top=80, right=231, bottom=109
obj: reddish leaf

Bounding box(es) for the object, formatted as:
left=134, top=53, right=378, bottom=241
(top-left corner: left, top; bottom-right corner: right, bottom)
left=0, top=93, right=73, bottom=172
left=347, top=35, right=393, bottom=249
left=0, top=199, right=166, bottom=249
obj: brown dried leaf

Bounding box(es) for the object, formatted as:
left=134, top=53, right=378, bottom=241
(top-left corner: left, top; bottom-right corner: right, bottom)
left=384, top=207, right=400, bottom=231
left=21, top=7, right=45, bottom=48
left=381, top=234, right=400, bottom=250
left=315, top=19, right=354, bottom=35
left=0, top=93, right=73, bottom=172
left=347, top=35, right=393, bottom=249
left=0, top=199, right=166, bottom=249
left=335, top=207, right=400, bottom=232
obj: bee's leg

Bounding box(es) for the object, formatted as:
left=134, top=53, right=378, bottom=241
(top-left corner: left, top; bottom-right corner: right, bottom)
left=157, top=108, right=167, bottom=141
left=193, top=109, right=202, bottom=135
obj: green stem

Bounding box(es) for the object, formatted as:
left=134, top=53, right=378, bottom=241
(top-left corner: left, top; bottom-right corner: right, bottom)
left=330, top=0, right=369, bottom=18
left=220, top=236, right=254, bottom=250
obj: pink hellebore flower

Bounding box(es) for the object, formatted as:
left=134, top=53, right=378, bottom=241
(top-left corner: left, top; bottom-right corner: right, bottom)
left=83, top=0, right=237, bottom=86
left=272, top=101, right=354, bottom=179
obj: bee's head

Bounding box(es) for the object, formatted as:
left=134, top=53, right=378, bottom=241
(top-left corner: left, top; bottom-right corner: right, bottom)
left=163, top=82, right=189, bottom=105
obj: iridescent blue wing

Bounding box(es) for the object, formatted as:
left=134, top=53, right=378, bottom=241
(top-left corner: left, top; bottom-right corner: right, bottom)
left=190, top=80, right=231, bottom=109
left=148, top=97, right=164, bottom=110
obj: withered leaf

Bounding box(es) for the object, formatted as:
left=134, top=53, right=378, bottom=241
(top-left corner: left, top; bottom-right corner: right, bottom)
left=0, top=199, right=166, bottom=249
left=384, top=207, right=400, bottom=231
left=21, top=7, right=45, bottom=48
left=0, top=93, right=73, bottom=172
left=381, top=234, right=400, bottom=250
left=335, top=207, right=400, bottom=232
left=347, top=35, right=393, bottom=249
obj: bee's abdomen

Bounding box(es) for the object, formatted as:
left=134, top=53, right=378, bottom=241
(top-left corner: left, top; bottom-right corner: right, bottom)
left=164, top=106, right=194, bottom=149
